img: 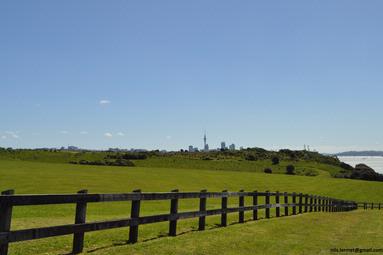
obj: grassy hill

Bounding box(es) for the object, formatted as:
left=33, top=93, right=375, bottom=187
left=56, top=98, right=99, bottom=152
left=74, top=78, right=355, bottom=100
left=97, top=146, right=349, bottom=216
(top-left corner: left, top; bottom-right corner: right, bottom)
left=1, top=159, right=383, bottom=254
left=0, top=147, right=350, bottom=177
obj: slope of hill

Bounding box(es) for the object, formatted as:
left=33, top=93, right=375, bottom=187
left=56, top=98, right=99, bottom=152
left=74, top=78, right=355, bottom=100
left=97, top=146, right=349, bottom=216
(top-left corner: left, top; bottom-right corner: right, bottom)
left=1, top=159, right=383, bottom=254
left=0, top=147, right=350, bottom=177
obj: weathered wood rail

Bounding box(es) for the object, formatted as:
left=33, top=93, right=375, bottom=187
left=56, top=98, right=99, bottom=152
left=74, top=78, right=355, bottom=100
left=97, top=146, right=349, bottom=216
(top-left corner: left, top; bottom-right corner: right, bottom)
left=357, top=202, right=383, bottom=210
left=0, top=189, right=358, bottom=255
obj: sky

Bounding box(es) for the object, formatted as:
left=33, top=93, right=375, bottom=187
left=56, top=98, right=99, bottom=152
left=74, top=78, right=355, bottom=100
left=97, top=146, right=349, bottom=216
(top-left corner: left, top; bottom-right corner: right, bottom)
left=1, top=0, right=383, bottom=153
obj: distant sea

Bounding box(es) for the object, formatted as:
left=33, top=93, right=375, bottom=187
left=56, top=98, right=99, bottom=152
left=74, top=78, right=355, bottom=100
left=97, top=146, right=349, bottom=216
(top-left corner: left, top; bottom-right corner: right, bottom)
left=338, top=156, right=383, bottom=174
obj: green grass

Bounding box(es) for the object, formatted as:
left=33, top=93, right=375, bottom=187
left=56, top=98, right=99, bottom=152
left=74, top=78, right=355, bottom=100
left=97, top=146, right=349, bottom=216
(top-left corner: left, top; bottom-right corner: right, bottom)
left=133, top=157, right=346, bottom=176
left=95, top=210, right=383, bottom=255
left=1, top=159, right=383, bottom=254
left=0, top=148, right=348, bottom=177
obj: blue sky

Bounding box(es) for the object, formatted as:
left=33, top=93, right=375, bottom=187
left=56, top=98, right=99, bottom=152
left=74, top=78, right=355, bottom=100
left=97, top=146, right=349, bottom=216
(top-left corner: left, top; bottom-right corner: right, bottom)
left=1, top=0, right=382, bottom=153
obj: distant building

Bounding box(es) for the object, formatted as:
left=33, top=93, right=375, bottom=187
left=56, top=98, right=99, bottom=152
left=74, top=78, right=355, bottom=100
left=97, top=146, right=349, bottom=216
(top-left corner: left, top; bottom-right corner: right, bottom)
left=188, top=145, right=194, bottom=152
left=229, top=144, right=235, bottom=151
left=203, top=133, right=209, bottom=152
left=67, top=146, right=79, bottom=151
left=221, top=142, right=226, bottom=150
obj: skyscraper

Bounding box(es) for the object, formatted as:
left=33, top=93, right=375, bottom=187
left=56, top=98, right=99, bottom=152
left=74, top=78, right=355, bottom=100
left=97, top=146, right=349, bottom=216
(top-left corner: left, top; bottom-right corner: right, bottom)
left=203, top=133, right=209, bottom=152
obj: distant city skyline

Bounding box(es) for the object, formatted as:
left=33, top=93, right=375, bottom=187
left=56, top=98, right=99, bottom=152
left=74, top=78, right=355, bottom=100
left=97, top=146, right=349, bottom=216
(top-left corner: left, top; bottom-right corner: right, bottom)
left=2, top=1, right=383, bottom=154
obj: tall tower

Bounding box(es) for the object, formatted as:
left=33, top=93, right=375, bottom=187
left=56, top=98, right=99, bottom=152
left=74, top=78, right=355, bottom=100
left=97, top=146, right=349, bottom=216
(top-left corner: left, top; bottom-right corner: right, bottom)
left=203, top=132, right=209, bottom=152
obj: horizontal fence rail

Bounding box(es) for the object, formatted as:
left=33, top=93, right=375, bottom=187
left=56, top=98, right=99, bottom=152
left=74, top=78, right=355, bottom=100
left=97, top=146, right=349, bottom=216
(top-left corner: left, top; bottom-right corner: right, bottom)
left=0, top=189, right=360, bottom=255
left=357, top=202, right=383, bottom=210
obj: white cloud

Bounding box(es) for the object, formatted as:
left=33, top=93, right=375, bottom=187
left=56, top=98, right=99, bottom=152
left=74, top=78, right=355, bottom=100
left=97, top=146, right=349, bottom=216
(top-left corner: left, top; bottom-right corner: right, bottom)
left=104, top=132, right=113, bottom=138
left=80, top=131, right=88, bottom=135
left=99, top=100, right=111, bottom=105
left=1, top=135, right=6, bottom=139
left=59, top=130, right=69, bottom=134
left=5, top=131, right=19, bottom=139
left=116, top=132, right=125, bottom=136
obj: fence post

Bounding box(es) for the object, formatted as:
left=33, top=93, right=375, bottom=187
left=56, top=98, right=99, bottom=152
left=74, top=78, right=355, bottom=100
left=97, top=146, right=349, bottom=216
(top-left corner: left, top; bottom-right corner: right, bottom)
left=0, top=189, right=14, bottom=255
left=169, top=189, right=179, bottom=236
left=129, top=189, right=141, bottom=243
left=318, top=197, right=322, bottom=212
left=314, top=196, right=318, bottom=212
left=325, top=197, right=329, bottom=212
left=298, top=193, right=303, bottom=214
left=320, top=196, right=323, bottom=212
left=221, top=190, right=228, bottom=227
left=265, top=191, right=270, bottom=219
left=309, top=195, right=313, bottom=212
left=371, top=203, right=374, bottom=210
left=322, top=197, right=325, bottom=212
left=304, top=194, right=308, bottom=213
left=292, top=192, right=297, bottom=215
left=72, top=189, right=88, bottom=254
left=239, top=190, right=245, bottom=223
left=275, top=191, right=280, bottom=217
left=328, top=199, right=331, bottom=212
left=253, top=190, right=258, bottom=220
left=284, top=192, right=288, bottom=216
left=199, top=189, right=207, bottom=231
left=379, top=203, right=381, bottom=210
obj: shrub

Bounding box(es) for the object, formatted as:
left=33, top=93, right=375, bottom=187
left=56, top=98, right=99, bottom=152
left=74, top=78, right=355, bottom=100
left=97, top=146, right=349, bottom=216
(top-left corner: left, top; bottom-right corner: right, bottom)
left=340, top=162, right=354, bottom=171
left=113, top=159, right=135, bottom=167
left=245, top=154, right=256, bottom=161
left=286, top=165, right=295, bottom=175
left=78, top=159, right=89, bottom=165
left=271, top=156, right=280, bottom=165
left=264, top=168, right=272, bottom=174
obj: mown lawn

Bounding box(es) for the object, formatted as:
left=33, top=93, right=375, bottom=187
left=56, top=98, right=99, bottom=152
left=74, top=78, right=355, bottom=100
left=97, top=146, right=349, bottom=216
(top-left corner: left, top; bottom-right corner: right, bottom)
left=1, top=160, right=383, bottom=254
left=94, top=210, right=383, bottom=255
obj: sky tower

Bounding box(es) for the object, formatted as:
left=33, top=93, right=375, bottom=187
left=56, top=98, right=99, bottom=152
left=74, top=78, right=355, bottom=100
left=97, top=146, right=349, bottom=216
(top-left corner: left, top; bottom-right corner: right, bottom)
left=203, top=132, right=209, bottom=152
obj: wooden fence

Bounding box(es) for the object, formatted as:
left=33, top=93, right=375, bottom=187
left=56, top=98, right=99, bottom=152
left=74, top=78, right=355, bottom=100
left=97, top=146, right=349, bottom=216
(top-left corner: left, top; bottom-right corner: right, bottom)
left=0, top=189, right=358, bottom=255
left=358, top=202, right=383, bottom=210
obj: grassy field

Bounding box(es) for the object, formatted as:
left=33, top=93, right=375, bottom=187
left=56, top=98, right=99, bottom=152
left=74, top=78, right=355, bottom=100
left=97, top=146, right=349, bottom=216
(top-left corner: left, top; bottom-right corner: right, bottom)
left=0, top=148, right=349, bottom=177
left=1, top=159, right=383, bottom=254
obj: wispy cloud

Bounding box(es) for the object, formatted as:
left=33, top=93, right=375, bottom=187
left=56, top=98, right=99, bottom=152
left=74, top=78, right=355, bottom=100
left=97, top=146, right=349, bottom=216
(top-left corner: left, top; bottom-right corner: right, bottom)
left=59, top=130, right=69, bottom=134
left=104, top=132, right=113, bottom=138
left=166, top=135, right=172, bottom=140
left=99, top=100, right=111, bottom=105
left=1, top=135, right=6, bottom=139
left=80, top=131, right=89, bottom=135
left=5, top=131, right=19, bottom=139
left=116, top=132, right=125, bottom=136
